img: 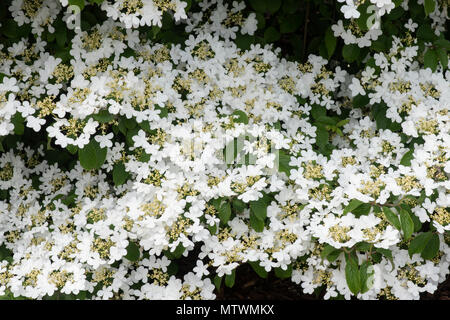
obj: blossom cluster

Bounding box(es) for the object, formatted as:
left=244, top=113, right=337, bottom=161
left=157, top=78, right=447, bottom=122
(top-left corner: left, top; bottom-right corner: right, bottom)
left=0, top=0, right=449, bottom=300
left=333, top=0, right=449, bottom=47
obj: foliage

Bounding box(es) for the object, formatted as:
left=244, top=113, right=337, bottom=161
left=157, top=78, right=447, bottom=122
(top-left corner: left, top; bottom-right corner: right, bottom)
left=0, top=0, right=448, bottom=300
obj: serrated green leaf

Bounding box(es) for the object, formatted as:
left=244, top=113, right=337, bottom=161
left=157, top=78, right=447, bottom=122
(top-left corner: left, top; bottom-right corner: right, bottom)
left=249, top=261, right=268, bottom=279
left=315, top=125, right=329, bottom=150
left=375, top=248, right=393, bottom=265
left=382, top=207, right=401, bottom=230
left=280, top=15, right=302, bottom=34
left=399, top=208, right=414, bottom=240
left=400, top=149, right=414, bottom=166
left=352, top=203, right=371, bottom=217
left=274, top=265, right=292, bottom=279
left=78, top=140, right=107, bottom=170
left=434, top=39, right=450, bottom=49
left=277, top=150, right=293, bottom=176
left=345, top=255, right=361, bottom=295
left=355, top=242, right=372, bottom=252
left=325, top=27, right=336, bottom=58
left=408, top=231, right=433, bottom=257
left=321, top=244, right=341, bottom=262
left=12, top=113, right=24, bottom=135
left=342, top=44, right=360, bottom=63
left=359, top=261, right=374, bottom=293
left=218, top=202, right=231, bottom=225
left=437, top=49, right=448, bottom=69
left=124, top=242, right=140, bottom=261
left=424, top=0, right=436, bottom=15
left=112, top=162, right=130, bottom=186
left=250, top=199, right=268, bottom=221
left=69, top=0, right=85, bottom=10
left=249, top=0, right=266, bottom=12
left=264, top=27, right=280, bottom=43
left=213, top=274, right=222, bottom=291
left=232, top=198, right=246, bottom=213
left=266, top=0, right=281, bottom=14
left=225, top=270, right=235, bottom=288
left=343, top=199, right=364, bottom=215
left=421, top=233, right=440, bottom=260
left=250, top=211, right=264, bottom=232
left=424, top=49, right=438, bottom=72
left=93, top=109, right=113, bottom=123
left=232, top=110, right=249, bottom=125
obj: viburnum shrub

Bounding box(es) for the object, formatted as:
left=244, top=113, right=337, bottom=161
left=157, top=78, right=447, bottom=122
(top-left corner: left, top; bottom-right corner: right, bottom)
left=0, top=0, right=448, bottom=300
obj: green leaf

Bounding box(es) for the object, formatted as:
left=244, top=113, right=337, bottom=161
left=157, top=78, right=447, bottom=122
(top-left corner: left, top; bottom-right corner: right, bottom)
left=355, top=242, right=372, bottom=252
left=437, top=49, right=448, bottom=69
left=1, top=20, right=28, bottom=39
left=421, top=233, right=440, bottom=260
left=408, top=231, right=433, bottom=257
left=213, top=275, right=222, bottom=291
left=345, top=255, right=361, bottom=295
left=250, top=211, right=264, bottom=232
left=164, top=243, right=185, bottom=259
left=382, top=207, right=401, bottom=230
left=375, top=248, right=393, bottom=267
left=69, top=0, right=85, bottom=10
left=93, top=109, right=113, bottom=123
left=234, top=34, right=255, bottom=51
left=310, top=104, right=326, bottom=120
left=250, top=198, right=268, bottom=221
left=342, top=44, right=360, bottom=63
left=66, top=144, right=78, bottom=155
left=417, top=24, right=436, bottom=42
left=336, top=119, right=350, bottom=128
left=434, top=39, right=450, bottom=49
left=277, top=150, right=293, bottom=176
left=225, top=270, right=236, bottom=288
left=266, top=0, right=281, bottom=14
left=167, top=262, right=178, bottom=276
left=372, top=103, right=401, bottom=131
left=359, top=261, right=374, bottom=293
left=315, top=125, right=329, bottom=150
left=274, top=265, right=292, bottom=279
left=400, top=149, right=414, bottom=166
left=316, top=116, right=336, bottom=126
left=325, top=27, right=337, bottom=58
left=343, top=199, right=364, bottom=215
left=399, top=208, right=414, bottom=240
left=424, top=49, right=438, bottom=72
left=112, top=162, right=130, bottom=186
left=78, top=140, right=107, bottom=170
left=401, top=204, right=421, bottom=232
left=249, top=0, right=266, bottom=12
left=282, top=0, right=299, bottom=14
left=232, top=198, right=246, bottom=213
left=279, top=15, right=302, bottom=34
left=424, top=0, right=436, bottom=15
left=218, top=202, right=232, bottom=225
left=12, top=113, right=24, bottom=135
left=353, top=94, right=369, bottom=108
left=264, top=27, right=280, bottom=43
left=352, top=203, right=371, bottom=217
left=55, top=27, right=67, bottom=48
left=249, top=261, right=268, bottom=279
left=124, top=242, right=140, bottom=261
left=232, top=110, right=249, bottom=125
left=321, top=244, right=341, bottom=262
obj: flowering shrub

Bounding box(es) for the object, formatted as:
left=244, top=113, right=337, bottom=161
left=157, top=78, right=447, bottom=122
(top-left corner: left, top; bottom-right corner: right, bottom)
left=0, top=0, right=449, bottom=300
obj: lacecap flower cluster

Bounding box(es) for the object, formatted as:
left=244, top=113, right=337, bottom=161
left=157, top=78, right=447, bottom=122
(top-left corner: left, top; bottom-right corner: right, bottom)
left=0, top=0, right=449, bottom=300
